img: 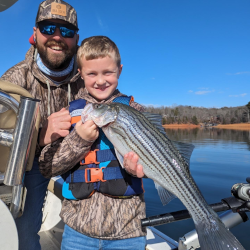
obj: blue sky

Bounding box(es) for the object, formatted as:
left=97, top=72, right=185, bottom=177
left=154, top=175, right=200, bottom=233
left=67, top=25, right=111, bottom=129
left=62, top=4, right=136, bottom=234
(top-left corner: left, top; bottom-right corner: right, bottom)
left=0, top=0, right=249, bottom=108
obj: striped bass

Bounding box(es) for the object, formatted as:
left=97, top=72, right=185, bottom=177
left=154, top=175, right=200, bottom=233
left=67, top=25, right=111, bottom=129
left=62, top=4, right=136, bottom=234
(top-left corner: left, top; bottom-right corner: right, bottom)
left=82, top=102, right=245, bottom=250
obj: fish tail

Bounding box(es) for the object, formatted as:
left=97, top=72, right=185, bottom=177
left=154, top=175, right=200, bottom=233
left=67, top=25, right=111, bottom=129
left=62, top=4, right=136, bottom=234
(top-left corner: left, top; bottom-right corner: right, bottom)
left=195, top=214, right=245, bottom=250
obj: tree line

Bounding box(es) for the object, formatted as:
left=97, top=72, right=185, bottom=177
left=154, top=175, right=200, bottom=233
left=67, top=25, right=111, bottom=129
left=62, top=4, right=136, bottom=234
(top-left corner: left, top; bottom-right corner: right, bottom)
left=144, top=102, right=250, bottom=125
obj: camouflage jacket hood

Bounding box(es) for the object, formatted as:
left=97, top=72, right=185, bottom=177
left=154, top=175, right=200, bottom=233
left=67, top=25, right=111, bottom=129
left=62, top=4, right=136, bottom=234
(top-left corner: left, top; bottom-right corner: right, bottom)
left=1, top=45, right=85, bottom=125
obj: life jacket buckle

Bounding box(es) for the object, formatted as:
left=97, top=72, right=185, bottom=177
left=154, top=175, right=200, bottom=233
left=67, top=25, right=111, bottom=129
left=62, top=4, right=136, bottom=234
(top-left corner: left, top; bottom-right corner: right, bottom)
left=85, top=167, right=107, bottom=183
left=81, top=149, right=100, bottom=165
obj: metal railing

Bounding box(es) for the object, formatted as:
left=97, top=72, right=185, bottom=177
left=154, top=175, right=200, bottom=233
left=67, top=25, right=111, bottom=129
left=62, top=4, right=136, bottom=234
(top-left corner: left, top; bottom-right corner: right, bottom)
left=0, top=91, right=40, bottom=218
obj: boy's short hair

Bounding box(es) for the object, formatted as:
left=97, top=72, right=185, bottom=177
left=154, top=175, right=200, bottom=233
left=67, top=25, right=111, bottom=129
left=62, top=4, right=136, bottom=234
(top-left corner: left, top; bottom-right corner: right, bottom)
left=77, top=36, right=121, bottom=68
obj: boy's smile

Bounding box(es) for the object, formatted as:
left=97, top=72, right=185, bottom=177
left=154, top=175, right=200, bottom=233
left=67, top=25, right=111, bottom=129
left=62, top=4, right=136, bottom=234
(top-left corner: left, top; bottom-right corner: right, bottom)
left=79, top=55, right=123, bottom=102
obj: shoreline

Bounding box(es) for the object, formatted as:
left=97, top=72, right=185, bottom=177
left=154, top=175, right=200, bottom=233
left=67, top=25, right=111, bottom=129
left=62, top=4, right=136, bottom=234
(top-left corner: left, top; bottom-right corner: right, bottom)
left=215, top=123, right=250, bottom=130
left=162, top=124, right=200, bottom=129
left=163, top=123, right=250, bottom=130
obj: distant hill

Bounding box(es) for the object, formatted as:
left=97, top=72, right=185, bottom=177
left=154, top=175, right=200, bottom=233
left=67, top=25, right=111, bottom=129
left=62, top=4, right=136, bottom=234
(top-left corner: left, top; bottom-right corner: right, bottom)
left=144, top=104, right=249, bottom=125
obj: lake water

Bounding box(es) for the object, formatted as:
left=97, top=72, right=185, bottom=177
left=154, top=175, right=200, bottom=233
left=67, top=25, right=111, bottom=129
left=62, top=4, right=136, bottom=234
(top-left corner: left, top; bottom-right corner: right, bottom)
left=143, top=128, right=250, bottom=249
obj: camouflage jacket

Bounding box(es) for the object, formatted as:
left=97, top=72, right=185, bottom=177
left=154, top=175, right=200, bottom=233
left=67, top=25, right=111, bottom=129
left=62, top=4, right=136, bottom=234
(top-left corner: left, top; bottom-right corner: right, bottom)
left=39, top=89, right=147, bottom=240
left=1, top=45, right=85, bottom=135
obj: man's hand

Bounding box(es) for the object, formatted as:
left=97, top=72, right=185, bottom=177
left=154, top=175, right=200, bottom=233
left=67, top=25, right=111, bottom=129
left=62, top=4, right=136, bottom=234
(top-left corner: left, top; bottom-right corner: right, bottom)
left=123, top=152, right=144, bottom=178
left=75, top=120, right=99, bottom=142
left=39, top=108, right=71, bottom=147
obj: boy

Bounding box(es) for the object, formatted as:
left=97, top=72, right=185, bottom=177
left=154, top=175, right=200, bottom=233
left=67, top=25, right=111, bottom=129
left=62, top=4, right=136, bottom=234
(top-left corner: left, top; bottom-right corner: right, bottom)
left=39, top=36, right=146, bottom=249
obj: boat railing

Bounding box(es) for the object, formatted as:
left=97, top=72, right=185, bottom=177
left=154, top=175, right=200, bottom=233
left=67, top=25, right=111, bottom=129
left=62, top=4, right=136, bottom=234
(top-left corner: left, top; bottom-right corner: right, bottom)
left=0, top=90, right=40, bottom=218
left=142, top=178, right=250, bottom=250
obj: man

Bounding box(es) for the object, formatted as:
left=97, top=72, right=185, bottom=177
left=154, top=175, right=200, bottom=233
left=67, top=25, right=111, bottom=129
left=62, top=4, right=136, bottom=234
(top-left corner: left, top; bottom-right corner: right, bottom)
left=1, top=0, right=144, bottom=249
left=1, top=0, right=84, bottom=249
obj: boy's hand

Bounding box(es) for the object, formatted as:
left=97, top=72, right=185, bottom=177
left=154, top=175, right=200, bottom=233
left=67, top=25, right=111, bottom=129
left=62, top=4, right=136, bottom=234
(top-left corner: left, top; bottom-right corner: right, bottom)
left=75, top=120, right=99, bottom=142
left=123, top=152, right=144, bottom=178
left=39, top=108, right=71, bottom=147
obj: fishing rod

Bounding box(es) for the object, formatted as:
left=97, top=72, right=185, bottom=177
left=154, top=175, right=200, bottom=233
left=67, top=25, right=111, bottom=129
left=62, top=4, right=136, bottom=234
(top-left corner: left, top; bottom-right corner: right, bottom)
left=142, top=178, right=250, bottom=228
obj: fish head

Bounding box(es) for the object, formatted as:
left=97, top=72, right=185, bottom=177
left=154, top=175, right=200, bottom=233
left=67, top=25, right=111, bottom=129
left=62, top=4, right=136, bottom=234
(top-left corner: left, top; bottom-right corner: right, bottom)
left=81, top=103, right=118, bottom=127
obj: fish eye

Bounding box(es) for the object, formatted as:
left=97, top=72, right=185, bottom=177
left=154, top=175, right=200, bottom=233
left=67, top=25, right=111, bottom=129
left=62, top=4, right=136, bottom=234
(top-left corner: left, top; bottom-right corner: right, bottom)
left=94, top=104, right=102, bottom=109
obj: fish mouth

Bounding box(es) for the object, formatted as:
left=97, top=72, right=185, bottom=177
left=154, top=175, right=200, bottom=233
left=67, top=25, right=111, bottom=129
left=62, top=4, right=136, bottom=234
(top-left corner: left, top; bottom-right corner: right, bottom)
left=102, top=121, right=113, bottom=128
left=95, top=119, right=114, bottom=128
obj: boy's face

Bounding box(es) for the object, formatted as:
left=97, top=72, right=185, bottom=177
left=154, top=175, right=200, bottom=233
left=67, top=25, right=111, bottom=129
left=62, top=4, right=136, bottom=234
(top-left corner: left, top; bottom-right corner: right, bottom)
left=78, top=54, right=123, bottom=102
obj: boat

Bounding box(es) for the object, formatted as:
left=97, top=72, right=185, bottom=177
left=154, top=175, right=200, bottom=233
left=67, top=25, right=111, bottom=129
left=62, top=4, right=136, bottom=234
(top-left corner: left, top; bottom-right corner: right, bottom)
left=0, top=2, right=249, bottom=249
left=1, top=79, right=250, bottom=250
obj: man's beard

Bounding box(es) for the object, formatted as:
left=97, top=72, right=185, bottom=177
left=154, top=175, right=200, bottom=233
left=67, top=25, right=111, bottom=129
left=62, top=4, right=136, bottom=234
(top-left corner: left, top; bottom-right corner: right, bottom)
left=37, top=40, right=76, bottom=70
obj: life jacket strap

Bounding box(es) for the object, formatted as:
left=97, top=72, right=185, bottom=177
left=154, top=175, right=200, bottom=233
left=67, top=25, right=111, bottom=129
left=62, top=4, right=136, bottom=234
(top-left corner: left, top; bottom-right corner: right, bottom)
left=85, top=167, right=106, bottom=183
left=113, top=96, right=134, bottom=105
left=71, top=116, right=81, bottom=124
left=80, top=149, right=100, bottom=165
left=66, top=166, right=124, bottom=183
left=80, top=148, right=117, bottom=165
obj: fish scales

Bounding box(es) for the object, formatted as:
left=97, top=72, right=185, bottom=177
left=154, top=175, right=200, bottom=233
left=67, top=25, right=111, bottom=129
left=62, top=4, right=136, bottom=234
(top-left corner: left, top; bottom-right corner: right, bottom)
left=82, top=102, right=245, bottom=250
left=117, top=106, right=210, bottom=221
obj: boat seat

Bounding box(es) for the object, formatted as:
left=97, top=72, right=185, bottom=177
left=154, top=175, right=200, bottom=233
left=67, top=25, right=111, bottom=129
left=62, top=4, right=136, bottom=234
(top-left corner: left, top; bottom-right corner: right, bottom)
left=47, top=177, right=64, bottom=201
left=0, top=80, right=40, bottom=173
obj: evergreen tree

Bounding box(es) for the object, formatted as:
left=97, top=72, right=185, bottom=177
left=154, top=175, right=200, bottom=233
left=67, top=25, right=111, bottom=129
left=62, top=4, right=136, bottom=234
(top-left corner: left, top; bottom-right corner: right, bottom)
left=246, top=102, right=250, bottom=122
left=231, top=117, right=236, bottom=124
left=162, top=117, right=167, bottom=125
left=192, top=115, right=199, bottom=125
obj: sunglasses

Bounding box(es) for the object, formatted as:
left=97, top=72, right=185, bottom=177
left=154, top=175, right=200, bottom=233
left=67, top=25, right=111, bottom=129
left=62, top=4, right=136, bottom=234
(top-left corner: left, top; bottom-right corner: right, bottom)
left=37, top=21, right=77, bottom=38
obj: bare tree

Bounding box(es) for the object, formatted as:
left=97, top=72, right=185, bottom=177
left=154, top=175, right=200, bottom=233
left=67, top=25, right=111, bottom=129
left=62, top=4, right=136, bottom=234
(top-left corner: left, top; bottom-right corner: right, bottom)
left=145, top=104, right=249, bottom=125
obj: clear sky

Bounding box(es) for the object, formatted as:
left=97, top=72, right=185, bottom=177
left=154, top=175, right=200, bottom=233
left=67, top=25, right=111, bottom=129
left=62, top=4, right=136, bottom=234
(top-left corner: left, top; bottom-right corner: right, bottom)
left=0, top=0, right=249, bottom=108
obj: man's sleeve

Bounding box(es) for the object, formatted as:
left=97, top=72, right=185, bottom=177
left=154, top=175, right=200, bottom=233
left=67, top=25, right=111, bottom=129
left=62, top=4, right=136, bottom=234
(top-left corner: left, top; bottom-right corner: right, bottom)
left=1, top=61, right=28, bottom=88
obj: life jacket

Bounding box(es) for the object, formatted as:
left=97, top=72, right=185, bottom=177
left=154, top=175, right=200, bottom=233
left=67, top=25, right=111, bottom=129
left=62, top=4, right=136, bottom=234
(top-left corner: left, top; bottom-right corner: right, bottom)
left=61, top=96, right=144, bottom=200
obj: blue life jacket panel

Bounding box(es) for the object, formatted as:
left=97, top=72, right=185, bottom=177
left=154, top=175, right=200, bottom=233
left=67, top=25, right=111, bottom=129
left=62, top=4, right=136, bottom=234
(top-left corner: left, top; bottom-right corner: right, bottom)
left=61, top=96, right=144, bottom=200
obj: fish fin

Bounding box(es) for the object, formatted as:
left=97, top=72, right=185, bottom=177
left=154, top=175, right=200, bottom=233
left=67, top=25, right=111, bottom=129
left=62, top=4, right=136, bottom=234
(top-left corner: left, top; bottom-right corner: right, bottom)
left=154, top=182, right=176, bottom=206
left=142, top=112, right=195, bottom=168
left=142, top=112, right=167, bottom=135
left=114, top=148, right=125, bottom=169
left=172, top=140, right=195, bottom=168
left=195, top=213, right=245, bottom=250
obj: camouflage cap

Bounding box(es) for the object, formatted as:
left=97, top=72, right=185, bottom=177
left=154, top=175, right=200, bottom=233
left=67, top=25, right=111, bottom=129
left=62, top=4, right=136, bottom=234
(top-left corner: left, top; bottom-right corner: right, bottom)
left=35, top=0, right=78, bottom=30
